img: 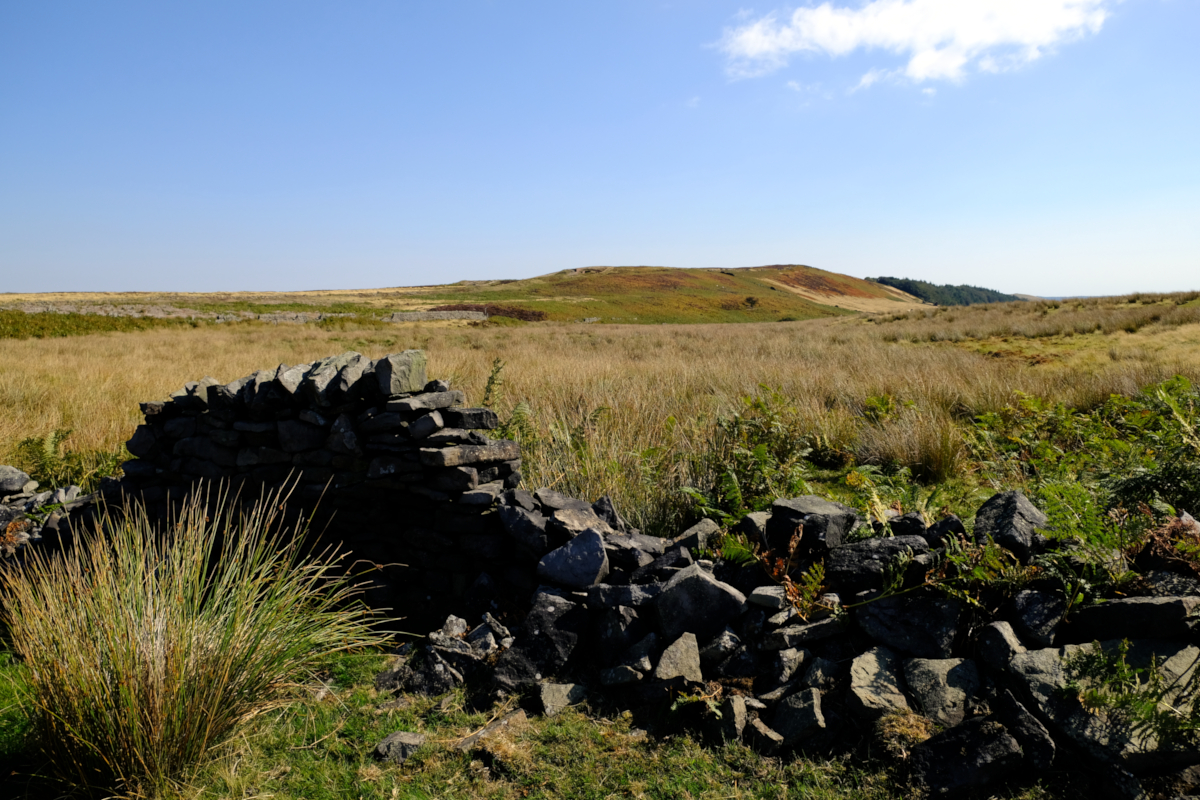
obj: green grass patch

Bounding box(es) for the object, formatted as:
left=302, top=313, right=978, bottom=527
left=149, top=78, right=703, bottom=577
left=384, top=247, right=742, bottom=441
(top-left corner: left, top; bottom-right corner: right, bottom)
left=0, top=311, right=201, bottom=340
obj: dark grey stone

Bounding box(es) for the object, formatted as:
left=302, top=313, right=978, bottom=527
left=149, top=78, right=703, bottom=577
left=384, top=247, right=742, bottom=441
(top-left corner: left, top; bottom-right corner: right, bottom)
left=748, top=585, right=789, bottom=609
left=409, top=410, right=445, bottom=440
left=532, top=488, right=591, bottom=513
left=125, top=426, right=157, bottom=458
left=855, top=594, right=962, bottom=659
left=746, top=718, right=784, bottom=755
left=772, top=688, right=826, bottom=745
left=923, top=514, right=966, bottom=547
left=848, top=646, right=910, bottom=719
left=674, top=518, right=720, bottom=555
left=498, top=505, right=551, bottom=554
left=653, top=562, right=747, bottom=642
left=548, top=507, right=614, bottom=539
left=802, top=656, right=839, bottom=691
left=493, top=592, right=589, bottom=691
left=587, top=583, right=663, bottom=608
left=766, top=496, right=861, bottom=555
left=277, top=419, right=326, bottom=452
left=825, top=535, right=930, bottom=595
left=442, top=407, right=500, bottom=430
left=375, top=351, right=428, bottom=396
left=595, top=606, right=648, bottom=660
left=903, top=657, right=980, bottom=727
left=699, top=628, right=741, bottom=666
left=388, top=390, right=467, bottom=413
left=1061, top=596, right=1200, bottom=644
left=974, top=490, right=1048, bottom=564
left=718, top=695, right=748, bottom=742
left=888, top=511, right=927, bottom=538
left=763, top=615, right=852, bottom=649
left=1009, top=588, right=1067, bottom=647
left=592, top=495, right=631, bottom=533
left=537, top=530, right=610, bottom=589
left=976, top=621, right=1026, bottom=671
left=909, top=717, right=1023, bottom=797
left=993, top=688, right=1055, bottom=770
left=631, top=546, right=693, bottom=584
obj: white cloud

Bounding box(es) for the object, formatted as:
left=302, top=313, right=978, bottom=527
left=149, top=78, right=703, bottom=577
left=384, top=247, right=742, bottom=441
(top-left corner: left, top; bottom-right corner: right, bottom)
left=720, top=0, right=1113, bottom=82
left=922, top=87, right=936, bottom=95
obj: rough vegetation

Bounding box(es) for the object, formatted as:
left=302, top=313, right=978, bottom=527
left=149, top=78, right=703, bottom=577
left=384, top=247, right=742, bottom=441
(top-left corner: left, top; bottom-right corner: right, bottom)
left=2, top=288, right=1200, bottom=798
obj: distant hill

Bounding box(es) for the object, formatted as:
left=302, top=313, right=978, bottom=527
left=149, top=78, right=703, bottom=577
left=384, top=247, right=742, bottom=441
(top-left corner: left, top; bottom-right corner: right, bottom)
left=868, top=277, right=1021, bottom=306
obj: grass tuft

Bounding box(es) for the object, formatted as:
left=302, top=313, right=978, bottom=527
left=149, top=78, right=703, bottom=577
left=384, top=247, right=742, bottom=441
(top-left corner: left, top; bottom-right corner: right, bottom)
left=0, top=484, right=386, bottom=797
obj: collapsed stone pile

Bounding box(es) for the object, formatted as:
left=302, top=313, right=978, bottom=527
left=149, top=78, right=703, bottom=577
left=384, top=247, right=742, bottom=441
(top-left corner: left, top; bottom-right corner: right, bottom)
left=375, top=487, right=1200, bottom=799
left=0, top=465, right=87, bottom=558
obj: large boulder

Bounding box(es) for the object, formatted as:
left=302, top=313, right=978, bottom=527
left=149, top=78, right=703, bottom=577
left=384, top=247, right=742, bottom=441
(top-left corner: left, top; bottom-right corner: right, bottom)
left=537, top=530, right=610, bottom=589
left=375, top=350, right=428, bottom=396
left=855, top=594, right=962, bottom=659
left=974, top=490, right=1048, bottom=564
left=766, top=496, right=861, bottom=555
left=1007, top=588, right=1067, bottom=647
left=1059, top=596, right=1200, bottom=644
left=772, top=689, right=827, bottom=746
left=653, top=563, right=747, bottom=642
left=654, top=633, right=703, bottom=683
left=826, top=535, right=930, bottom=595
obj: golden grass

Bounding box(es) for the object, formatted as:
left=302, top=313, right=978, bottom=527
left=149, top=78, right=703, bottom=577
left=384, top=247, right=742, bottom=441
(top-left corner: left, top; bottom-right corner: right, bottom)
left=3, top=301, right=1200, bottom=531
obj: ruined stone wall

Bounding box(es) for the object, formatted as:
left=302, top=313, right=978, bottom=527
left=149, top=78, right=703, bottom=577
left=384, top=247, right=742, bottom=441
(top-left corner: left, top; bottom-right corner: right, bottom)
left=117, top=350, right=528, bottom=624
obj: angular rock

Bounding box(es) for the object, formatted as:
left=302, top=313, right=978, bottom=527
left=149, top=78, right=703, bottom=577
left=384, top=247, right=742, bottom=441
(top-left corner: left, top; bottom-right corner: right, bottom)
left=375, top=351, right=429, bottom=396
left=772, top=688, right=827, bottom=746
left=699, top=627, right=742, bottom=666
left=825, top=535, right=930, bottom=595
left=595, top=606, right=649, bottom=661
left=539, top=683, right=588, bottom=717
left=591, top=495, right=631, bottom=533
left=548, top=507, right=615, bottom=539
left=304, top=352, right=363, bottom=407
left=600, top=665, right=643, bottom=686
left=534, top=488, right=593, bottom=513
left=802, top=657, right=840, bottom=691
left=497, top=505, right=551, bottom=554
left=993, top=688, right=1055, bottom=771
left=619, top=633, right=660, bottom=672
left=976, top=621, right=1027, bottom=671
left=923, top=514, right=967, bottom=548
left=537, top=530, right=610, bottom=589
left=1060, top=596, right=1200, bottom=644
left=766, top=496, right=861, bottom=555
left=374, top=731, right=426, bottom=765
left=909, top=717, right=1023, bottom=797
left=654, top=563, right=747, bottom=642
left=887, top=511, right=927, bottom=538
left=855, top=594, right=962, bottom=659
left=718, top=695, right=748, bottom=742
left=733, top=511, right=771, bottom=544
left=848, top=646, right=910, bottom=720
left=748, top=585, right=789, bottom=610
left=325, top=413, right=359, bottom=454
left=493, top=593, right=589, bottom=691
left=408, top=410, right=445, bottom=440
left=419, top=441, right=520, bottom=468
left=773, top=647, right=811, bottom=686
left=631, top=546, right=693, bottom=584
left=654, top=633, right=703, bottom=683
left=587, top=583, right=663, bottom=609
left=442, top=407, right=499, bottom=430
left=1008, top=588, right=1067, bottom=647
left=746, top=718, right=785, bottom=755
left=974, top=490, right=1048, bottom=564
left=763, top=615, right=852, bottom=649
left=713, top=645, right=761, bottom=680
left=603, top=533, right=659, bottom=572
left=0, top=466, right=31, bottom=495
left=902, top=658, right=980, bottom=727
left=674, top=518, right=720, bottom=555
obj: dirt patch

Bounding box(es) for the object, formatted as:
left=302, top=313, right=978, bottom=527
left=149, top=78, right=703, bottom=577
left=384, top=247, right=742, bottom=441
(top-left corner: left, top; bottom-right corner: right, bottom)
left=763, top=279, right=928, bottom=313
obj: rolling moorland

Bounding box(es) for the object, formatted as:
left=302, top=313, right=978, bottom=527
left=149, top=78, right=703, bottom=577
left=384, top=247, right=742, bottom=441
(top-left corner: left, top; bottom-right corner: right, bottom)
left=3, top=275, right=1200, bottom=799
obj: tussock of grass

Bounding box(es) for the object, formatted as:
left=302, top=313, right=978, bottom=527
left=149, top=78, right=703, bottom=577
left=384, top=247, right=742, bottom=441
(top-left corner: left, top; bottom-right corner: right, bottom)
left=0, top=485, right=386, bottom=796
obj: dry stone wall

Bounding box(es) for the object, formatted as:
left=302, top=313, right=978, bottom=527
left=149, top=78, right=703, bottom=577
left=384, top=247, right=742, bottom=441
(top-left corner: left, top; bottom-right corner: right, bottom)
left=117, top=350, right=528, bottom=623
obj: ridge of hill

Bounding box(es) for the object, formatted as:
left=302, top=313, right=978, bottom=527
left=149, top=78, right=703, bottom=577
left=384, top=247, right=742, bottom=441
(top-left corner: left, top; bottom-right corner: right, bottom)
left=1, top=265, right=930, bottom=325
left=868, top=276, right=1021, bottom=306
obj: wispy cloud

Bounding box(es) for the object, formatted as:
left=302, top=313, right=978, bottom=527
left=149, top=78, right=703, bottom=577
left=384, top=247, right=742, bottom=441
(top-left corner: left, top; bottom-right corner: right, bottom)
left=720, top=0, right=1114, bottom=83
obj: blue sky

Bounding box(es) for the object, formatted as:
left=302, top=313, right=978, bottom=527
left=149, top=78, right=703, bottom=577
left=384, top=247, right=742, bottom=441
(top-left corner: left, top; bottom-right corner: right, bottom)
left=2, top=1, right=1196, bottom=296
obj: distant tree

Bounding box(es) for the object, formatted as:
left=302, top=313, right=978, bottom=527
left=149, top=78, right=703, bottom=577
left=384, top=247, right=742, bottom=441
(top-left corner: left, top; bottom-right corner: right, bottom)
left=868, top=277, right=1021, bottom=306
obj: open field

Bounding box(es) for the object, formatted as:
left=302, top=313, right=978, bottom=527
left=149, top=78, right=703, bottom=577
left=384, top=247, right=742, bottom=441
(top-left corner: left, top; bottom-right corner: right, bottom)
left=4, top=292, right=1200, bottom=799
left=0, top=265, right=929, bottom=325
left=3, top=292, right=1200, bottom=533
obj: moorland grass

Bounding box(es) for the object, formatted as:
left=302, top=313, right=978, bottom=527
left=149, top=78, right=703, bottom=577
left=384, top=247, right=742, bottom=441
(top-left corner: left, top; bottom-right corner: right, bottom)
left=0, top=310, right=201, bottom=340
left=2, top=299, right=1199, bottom=533
left=0, top=486, right=385, bottom=796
